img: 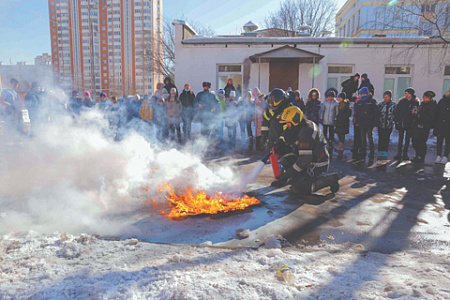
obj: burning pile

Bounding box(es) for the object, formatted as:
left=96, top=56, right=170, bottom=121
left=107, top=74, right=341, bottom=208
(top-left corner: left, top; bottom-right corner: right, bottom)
left=158, top=183, right=261, bottom=218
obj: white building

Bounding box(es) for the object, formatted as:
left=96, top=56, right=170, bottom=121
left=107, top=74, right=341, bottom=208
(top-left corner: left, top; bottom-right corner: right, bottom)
left=174, top=20, right=450, bottom=101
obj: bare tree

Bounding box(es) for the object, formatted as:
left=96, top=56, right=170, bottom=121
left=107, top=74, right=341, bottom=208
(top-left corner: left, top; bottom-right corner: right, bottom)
left=365, top=0, right=450, bottom=75
left=146, top=18, right=215, bottom=80
left=370, top=0, right=450, bottom=44
left=264, top=0, right=337, bottom=37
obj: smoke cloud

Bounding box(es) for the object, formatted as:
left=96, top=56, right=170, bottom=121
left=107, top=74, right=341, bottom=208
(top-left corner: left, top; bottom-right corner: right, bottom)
left=0, top=101, right=248, bottom=237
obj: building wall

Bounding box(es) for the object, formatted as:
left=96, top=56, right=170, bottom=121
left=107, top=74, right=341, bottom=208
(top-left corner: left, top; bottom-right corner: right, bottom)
left=48, top=0, right=163, bottom=97
left=175, top=25, right=450, bottom=101
left=336, top=0, right=450, bottom=38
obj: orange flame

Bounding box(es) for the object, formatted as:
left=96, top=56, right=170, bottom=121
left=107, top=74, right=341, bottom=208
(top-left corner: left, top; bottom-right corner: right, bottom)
left=158, top=183, right=261, bottom=218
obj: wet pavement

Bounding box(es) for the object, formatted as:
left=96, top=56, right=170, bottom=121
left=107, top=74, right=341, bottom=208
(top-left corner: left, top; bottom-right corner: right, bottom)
left=223, top=147, right=450, bottom=253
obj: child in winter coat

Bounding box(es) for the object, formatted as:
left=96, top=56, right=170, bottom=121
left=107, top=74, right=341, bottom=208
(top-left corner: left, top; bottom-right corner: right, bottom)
left=320, top=88, right=339, bottom=151
left=394, top=87, right=420, bottom=161
left=305, top=88, right=321, bottom=124
left=354, top=87, right=380, bottom=160
left=377, top=90, right=396, bottom=160
left=179, top=84, right=196, bottom=140
left=238, top=91, right=255, bottom=150
left=153, top=97, right=167, bottom=141
left=411, top=91, right=438, bottom=163
left=166, top=88, right=182, bottom=143
left=434, top=90, right=450, bottom=164
left=225, top=95, right=239, bottom=145
left=253, top=87, right=266, bottom=151
left=335, top=92, right=351, bottom=151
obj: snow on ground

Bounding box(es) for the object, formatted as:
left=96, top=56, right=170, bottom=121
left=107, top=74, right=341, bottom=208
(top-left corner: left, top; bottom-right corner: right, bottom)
left=1, top=232, right=449, bottom=299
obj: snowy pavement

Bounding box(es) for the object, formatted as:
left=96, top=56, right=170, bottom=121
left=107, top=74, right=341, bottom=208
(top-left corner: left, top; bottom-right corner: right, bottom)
left=1, top=232, right=449, bottom=300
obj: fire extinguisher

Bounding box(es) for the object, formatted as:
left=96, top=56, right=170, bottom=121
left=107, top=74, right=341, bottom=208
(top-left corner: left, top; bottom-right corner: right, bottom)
left=270, top=148, right=283, bottom=179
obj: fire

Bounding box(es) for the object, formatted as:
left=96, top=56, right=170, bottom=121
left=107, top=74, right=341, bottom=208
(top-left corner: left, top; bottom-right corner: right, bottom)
left=158, top=183, right=261, bottom=218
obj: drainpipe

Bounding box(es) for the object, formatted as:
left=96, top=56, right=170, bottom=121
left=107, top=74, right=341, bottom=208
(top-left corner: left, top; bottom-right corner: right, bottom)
left=312, top=57, right=316, bottom=88
left=258, top=57, right=261, bottom=89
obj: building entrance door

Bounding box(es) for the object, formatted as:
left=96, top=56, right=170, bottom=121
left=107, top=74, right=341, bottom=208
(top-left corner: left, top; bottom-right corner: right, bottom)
left=269, top=61, right=299, bottom=91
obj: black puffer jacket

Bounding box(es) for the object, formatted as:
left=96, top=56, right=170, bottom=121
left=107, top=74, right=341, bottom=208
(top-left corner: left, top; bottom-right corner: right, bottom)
left=335, top=100, right=351, bottom=134
left=433, top=95, right=450, bottom=137
left=341, top=76, right=359, bottom=101
left=354, top=96, right=379, bottom=129
left=394, top=96, right=420, bottom=130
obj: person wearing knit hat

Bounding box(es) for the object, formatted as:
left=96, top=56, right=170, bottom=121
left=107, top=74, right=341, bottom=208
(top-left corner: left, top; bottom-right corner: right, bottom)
left=434, top=90, right=450, bottom=164
left=81, top=91, right=94, bottom=108
left=405, top=87, right=415, bottom=96
left=358, top=73, right=375, bottom=95
left=377, top=90, right=396, bottom=160
left=353, top=86, right=380, bottom=161
left=335, top=92, right=351, bottom=153
left=393, top=87, right=420, bottom=161
left=410, top=91, right=437, bottom=163
left=320, top=87, right=339, bottom=152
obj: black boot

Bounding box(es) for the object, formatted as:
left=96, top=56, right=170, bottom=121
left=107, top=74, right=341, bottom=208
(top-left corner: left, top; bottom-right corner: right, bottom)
left=255, top=136, right=262, bottom=151
left=313, top=173, right=340, bottom=194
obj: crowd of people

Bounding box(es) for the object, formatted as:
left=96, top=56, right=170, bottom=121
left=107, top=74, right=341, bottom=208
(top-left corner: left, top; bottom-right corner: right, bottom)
left=1, top=74, right=449, bottom=165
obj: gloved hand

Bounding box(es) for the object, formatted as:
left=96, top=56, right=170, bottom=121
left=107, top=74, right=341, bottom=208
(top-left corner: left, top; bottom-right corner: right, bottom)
left=270, top=166, right=299, bottom=188
left=273, top=138, right=290, bottom=156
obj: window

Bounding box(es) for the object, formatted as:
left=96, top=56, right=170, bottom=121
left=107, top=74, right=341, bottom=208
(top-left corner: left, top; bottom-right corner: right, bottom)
left=217, top=64, right=243, bottom=93
left=444, top=66, right=450, bottom=94
left=218, top=65, right=242, bottom=72
left=327, top=65, right=353, bottom=90
left=384, top=65, right=412, bottom=102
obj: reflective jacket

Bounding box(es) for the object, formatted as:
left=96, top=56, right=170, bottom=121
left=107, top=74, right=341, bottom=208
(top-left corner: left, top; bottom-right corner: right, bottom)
left=281, top=119, right=329, bottom=178
left=261, top=103, right=293, bottom=149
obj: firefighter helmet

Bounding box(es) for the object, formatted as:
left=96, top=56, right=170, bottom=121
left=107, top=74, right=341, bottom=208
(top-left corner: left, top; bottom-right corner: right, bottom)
left=268, top=88, right=289, bottom=112
left=279, top=106, right=304, bottom=126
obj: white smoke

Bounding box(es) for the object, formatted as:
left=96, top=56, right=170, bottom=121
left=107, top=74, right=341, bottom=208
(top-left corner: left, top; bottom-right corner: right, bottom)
left=0, top=106, right=249, bottom=237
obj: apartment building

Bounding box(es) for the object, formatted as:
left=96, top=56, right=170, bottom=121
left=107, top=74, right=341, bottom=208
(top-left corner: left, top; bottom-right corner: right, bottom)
left=48, top=0, right=163, bottom=97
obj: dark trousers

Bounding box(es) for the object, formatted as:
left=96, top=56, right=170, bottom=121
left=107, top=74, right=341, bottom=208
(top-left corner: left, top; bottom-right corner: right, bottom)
left=322, top=125, right=335, bottom=147
left=337, top=133, right=346, bottom=144
left=378, top=127, right=392, bottom=152
left=437, top=136, right=450, bottom=157
left=239, top=121, right=253, bottom=139
left=397, top=128, right=412, bottom=157
left=352, top=123, right=361, bottom=155
left=359, top=127, right=375, bottom=157
left=168, top=124, right=181, bottom=142
left=412, top=129, right=430, bottom=159
left=227, top=126, right=237, bottom=143
left=181, top=116, right=192, bottom=139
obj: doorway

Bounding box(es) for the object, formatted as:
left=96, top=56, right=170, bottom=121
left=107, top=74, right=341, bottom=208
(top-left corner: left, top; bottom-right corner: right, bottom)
left=269, top=60, right=299, bottom=91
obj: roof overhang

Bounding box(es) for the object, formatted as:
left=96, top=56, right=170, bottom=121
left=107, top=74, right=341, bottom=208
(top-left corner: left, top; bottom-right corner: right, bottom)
left=249, top=45, right=324, bottom=63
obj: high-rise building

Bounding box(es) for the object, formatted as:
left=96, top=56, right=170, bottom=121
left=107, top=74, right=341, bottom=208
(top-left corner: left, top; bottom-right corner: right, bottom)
left=48, top=0, right=163, bottom=97
left=35, top=53, right=52, bottom=66
left=336, top=0, right=450, bottom=38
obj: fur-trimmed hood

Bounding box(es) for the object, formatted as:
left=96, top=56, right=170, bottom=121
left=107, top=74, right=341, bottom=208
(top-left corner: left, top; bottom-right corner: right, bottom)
left=307, top=88, right=321, bottom=101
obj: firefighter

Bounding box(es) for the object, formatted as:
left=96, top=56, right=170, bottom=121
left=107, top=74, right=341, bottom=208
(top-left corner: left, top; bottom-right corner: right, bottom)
left=261, top=88, right=293, bottom=149
left=270, top=106, right=340, bottom=196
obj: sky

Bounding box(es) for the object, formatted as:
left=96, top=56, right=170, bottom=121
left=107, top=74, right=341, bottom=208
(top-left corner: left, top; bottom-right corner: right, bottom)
left=0, top=0, right=347, bottom=65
